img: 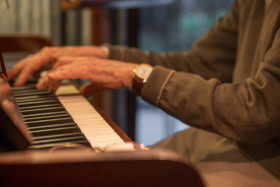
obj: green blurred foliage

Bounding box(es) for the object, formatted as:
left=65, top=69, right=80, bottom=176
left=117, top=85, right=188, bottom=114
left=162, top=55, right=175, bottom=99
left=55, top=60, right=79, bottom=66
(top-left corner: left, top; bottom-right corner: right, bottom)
left=138, top=0, right=233, bottom=53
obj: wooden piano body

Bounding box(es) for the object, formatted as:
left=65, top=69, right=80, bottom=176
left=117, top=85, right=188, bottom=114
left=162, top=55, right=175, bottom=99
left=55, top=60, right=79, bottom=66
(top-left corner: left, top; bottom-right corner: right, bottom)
left=0, top=81, right=204, bottom=186
left=0, top=149, right=203, bottom=186
left=0, top=36, right=204, bottom=186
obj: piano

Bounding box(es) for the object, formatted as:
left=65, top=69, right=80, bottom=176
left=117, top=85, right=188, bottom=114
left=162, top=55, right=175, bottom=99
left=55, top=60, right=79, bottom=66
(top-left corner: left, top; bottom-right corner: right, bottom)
left=0, top=49, right=134, bottom=151
left=14, top=78, right=134, bottom=150
left=0, top=52, right=204, bottom=186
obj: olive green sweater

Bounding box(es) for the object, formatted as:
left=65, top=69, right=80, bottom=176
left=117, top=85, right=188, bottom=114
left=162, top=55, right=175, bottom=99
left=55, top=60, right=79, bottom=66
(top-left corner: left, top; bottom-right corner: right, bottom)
left=106, top=0, right=280, bottom=144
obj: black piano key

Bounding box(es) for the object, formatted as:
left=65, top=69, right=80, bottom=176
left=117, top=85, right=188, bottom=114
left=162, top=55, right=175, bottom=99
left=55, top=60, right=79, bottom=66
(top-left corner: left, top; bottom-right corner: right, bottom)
left=12, top=89, right=51, bottom=95
left=23, top=110, right=70, bottom=119
left=10, top=77, right=38, bottom=85
left=24, top=113, right=72, bottom=122
left=19, top=103, right=63, bottom=111
left=17, top=100, right=60, bottom=108
left=26, top=119, right=91, bottom=148
left=28, top=140, right=90, bottom=149
left=28, top=122, right=77, bottom=131
left=26, top=117, right=75, bottom=127
left=32, top=136, right=88, bottom=145
left=30, top=132, right=91, bottom=149
left=30, top=126, right=81, bottom=136
left=21, top=107, right=66, bottom=116
left=11, top=85, right=37, bottom=91
left=32, top=132, right=84, bottom=141
left=11, top=80, right=92, bottom=150
left=14, top=93, right=57, bottom=99
left=12, top=91, right=54, bottom=98
left=12, top=84, right=44, bottom=90
left=16, top=96, right=59, bottom=104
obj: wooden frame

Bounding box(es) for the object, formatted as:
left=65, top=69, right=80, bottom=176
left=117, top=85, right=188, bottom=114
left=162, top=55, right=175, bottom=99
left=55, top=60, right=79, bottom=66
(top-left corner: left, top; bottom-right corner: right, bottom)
left=0, top=149, right=204, bottom=186
left=0, top=35, right=52, bottom=53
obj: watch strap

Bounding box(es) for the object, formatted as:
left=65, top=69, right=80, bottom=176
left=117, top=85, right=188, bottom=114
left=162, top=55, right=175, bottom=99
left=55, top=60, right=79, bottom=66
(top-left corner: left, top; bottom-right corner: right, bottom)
left=132, top=75, right=144, bottom=95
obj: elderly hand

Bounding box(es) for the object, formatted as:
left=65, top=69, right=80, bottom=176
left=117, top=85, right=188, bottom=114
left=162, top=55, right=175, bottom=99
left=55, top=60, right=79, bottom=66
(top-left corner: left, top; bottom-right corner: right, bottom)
left=8, top=46, right=108, bottom=86
left=36, top=56, right=137, bottom=96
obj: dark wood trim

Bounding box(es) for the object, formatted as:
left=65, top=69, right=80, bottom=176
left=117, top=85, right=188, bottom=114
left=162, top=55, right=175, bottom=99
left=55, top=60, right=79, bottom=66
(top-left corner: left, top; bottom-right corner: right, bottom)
left=0, top=149, right=204, bottom=187
left=0, top=35, right=52, bottom=53
left=126, top=8, right=139, bottom=141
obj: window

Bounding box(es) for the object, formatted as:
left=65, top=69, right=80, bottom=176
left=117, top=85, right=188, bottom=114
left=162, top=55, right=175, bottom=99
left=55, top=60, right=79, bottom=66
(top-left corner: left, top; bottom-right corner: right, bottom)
left=135, top=0, right=234, bottom=145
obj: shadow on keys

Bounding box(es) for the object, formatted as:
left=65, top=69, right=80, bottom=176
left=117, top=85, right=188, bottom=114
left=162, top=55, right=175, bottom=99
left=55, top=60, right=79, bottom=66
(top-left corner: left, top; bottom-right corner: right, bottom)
left=0, top=54, right=204, bottom=186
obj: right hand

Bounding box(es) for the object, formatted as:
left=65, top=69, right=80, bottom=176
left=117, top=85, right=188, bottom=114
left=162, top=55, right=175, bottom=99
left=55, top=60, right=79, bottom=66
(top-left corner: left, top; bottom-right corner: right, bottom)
left=8, top=46, right=108, bottom=86
left=36, top=56, right=137, bottom=96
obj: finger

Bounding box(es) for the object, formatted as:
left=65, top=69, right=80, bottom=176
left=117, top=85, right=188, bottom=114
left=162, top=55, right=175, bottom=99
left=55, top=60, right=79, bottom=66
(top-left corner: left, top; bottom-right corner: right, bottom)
left=48, top=79, right=61, bottom=93
left=48, top=70, right=72, bottom=80
left=8, top=54, right=37, bottom=80
left=48, top=63, right=90, bottom=80
left=53, top=56, right=74, bottom=69
left=37, top=72, right=61, bottom=92
left=36, top=74, right=51, bottom=89
left=7, top=63, right=23, bottom=80
left=13, top=68, right=33, bottom=86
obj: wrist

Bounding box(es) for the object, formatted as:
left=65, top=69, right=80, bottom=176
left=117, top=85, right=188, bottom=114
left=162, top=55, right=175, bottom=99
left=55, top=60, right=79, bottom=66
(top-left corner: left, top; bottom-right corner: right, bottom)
left=132, top=64, right=153, bottom=95
left=100, top=46, right=109, bottom=58
left=121, top=63, right=137, bottom=90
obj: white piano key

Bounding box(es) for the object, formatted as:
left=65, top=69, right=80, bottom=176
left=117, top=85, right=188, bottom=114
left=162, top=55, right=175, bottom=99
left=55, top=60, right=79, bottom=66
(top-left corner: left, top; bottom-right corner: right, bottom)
left=56, top=81, right=134, bottom=151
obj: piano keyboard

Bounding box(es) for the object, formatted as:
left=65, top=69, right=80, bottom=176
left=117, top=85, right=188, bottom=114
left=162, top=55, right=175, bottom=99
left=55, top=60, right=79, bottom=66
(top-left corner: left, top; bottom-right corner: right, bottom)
left=11, top=80, right=134, bottom=151
left=55, top=82, right=128, bottom=149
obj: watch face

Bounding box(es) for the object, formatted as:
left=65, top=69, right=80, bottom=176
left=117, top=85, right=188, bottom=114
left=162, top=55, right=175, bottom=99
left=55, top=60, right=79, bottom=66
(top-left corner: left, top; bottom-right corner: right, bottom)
left=135, top=64, right=153, bottom=80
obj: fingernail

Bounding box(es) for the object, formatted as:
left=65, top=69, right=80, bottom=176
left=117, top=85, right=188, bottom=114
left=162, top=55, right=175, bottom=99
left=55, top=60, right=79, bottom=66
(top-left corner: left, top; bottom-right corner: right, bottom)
left=48, top=72, right=55, bottom=77
left=36, top=82, right=42, bottom=89
left=47, top=85, right=52, bottom=92
left=36, top=80, right=45, bottom=89
left=13, top=81, right=20, bottom=87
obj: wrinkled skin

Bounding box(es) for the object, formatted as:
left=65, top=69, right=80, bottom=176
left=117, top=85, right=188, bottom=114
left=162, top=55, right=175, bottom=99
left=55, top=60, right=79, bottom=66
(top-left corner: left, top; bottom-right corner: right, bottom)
left=37, top=56, right=136, bottom=96
left=8, top=46, right=137, bottom=96
left=8, top=46, right=108, bottom=87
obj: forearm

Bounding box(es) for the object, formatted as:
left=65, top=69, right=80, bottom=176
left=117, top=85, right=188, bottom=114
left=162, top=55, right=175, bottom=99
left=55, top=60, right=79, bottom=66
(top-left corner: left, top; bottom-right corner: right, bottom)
left=104, top=14, right=238, bottom=82
left=104, top=1, right=239, bottom=83
left=105, top=44, right=191, bottom=70
left=141, top=65, right=280, bottom=144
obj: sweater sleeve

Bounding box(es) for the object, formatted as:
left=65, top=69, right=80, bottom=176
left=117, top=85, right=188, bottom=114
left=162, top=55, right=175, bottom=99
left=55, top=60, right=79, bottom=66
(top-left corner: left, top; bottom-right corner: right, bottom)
left=105, top=1, right=280, bottom=144
left=105, top=0, right=238, bottom=83
left=142, top=26, right=280, bottom=144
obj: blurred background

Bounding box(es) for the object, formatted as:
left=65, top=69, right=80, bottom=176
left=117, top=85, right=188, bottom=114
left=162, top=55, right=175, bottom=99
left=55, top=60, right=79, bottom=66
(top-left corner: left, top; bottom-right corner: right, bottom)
left=0, top=0, right=234, bottom=146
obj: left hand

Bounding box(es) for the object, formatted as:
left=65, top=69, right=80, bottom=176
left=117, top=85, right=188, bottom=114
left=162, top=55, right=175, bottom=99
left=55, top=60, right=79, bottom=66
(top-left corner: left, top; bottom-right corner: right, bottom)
left=36, top=56, right=137, bottom=96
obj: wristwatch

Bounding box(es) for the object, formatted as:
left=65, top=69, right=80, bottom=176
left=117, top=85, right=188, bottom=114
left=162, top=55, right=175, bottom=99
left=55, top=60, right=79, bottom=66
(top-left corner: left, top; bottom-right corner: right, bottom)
left=132, top=64, right=153, bottom=95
